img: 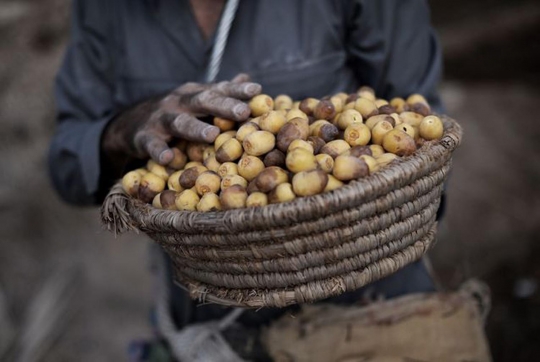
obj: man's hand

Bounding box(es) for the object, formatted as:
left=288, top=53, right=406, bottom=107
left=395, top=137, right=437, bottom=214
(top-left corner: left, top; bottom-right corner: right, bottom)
left=102, top=74, right=261, bottom=166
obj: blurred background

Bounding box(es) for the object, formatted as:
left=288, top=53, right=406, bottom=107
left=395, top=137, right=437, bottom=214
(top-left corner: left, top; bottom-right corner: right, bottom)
left=0, top=0, right=539, bottom=360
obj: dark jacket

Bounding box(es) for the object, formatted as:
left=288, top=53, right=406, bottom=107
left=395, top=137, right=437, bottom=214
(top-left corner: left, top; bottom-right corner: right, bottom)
left=49, top=0, right=443, bottom=345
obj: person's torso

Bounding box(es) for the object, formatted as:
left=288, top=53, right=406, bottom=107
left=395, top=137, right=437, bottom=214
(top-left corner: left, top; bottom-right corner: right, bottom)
left=107, top=0, right=359, bottom=107
left=103, top=0, right=436, bottom=339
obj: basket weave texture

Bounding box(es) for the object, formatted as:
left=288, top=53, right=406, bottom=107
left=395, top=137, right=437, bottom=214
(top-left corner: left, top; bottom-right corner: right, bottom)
left=102, top=116, right=462, bottom=308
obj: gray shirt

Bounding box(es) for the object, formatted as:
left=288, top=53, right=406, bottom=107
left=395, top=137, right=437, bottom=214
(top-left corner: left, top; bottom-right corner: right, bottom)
left=49, top=0, right=442, bottom=205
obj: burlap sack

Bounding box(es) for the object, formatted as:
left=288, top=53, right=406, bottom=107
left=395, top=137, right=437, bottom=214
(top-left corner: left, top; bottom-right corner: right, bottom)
left=262, top=280, right=492, bottom=362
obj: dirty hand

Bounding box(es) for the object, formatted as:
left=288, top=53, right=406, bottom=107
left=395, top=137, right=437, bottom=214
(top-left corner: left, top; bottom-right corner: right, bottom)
left=102, top=74, right=261, bottom=166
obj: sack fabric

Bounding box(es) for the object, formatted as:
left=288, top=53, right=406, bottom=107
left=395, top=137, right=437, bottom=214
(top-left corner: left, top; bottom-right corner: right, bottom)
left=262, top=280, right=492, bottom=362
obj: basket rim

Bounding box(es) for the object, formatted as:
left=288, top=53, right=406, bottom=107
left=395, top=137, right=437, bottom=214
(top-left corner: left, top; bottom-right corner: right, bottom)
left=103, top=115, right=462, bottom=234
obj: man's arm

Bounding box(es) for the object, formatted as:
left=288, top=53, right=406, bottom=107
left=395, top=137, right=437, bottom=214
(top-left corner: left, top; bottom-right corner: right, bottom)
left=49, top=1, right=261, bottom=206
left=49, top=0, right=116, bottom=205
left=345, top=0, right=444, bottom=112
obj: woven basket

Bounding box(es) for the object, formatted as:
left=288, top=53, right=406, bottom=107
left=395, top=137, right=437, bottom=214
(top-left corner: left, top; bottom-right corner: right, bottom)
left=102, top=116, right=462, bottom=308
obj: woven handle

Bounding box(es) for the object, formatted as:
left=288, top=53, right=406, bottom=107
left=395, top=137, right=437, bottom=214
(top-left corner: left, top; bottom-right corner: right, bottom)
left=101, top=183, right=140, bottom=235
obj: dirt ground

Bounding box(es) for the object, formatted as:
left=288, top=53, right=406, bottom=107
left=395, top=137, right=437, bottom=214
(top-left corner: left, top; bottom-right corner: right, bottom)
left=0, top=0, right=539, bottom=361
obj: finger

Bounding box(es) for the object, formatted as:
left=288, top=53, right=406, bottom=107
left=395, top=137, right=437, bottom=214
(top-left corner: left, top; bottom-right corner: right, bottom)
left=231, top=73, right=251, bottom=83
left=213, top=81, right=262, bottom=100
left=192, top=90, right=251, bottom=121
left=164, top=113, right=220, bottom=143
left=134, top=132, right=174, bottom=165
left=173, top=82, right=209, bottom=96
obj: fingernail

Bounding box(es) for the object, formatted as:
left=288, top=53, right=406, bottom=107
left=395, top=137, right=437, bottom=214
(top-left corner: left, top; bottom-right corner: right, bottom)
left=202, top=126, right=220, bottom=142
left=158, top=149, right=174, bottom=165
left=233, top=103, right=249, bottom=118
left=245, top=83, right=261, bottom=95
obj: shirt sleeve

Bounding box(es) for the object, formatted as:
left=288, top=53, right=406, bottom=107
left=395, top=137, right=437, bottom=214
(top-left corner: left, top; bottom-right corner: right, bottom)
left=345, top=0, right=444, bottom=112
left=48, top=0, right=116, bottom=205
